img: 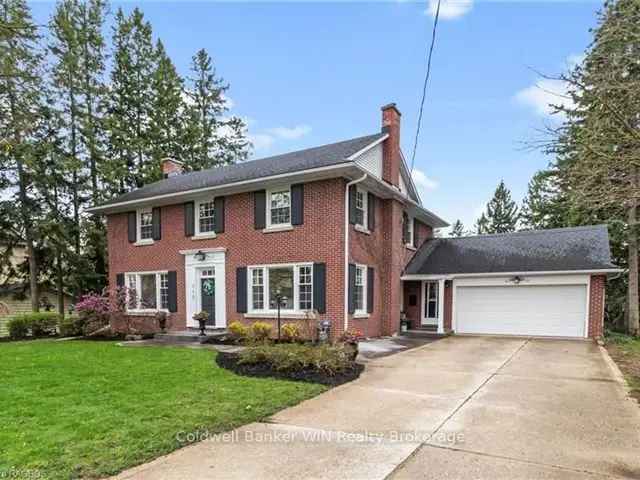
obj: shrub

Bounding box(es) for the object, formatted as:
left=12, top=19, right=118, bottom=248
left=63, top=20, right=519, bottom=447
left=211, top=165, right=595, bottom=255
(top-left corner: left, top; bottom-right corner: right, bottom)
left=339, top=328, right=364, bottom=344
left=58, top=315, right=85, bottom=337
left=250, top=321, right=272, bottom=341
left=75, top=292, right=112, bottom=334
left=7, top=317, right=29, bottom=340
left=228, top=321, right=249, bottom=339
left=281, top=323, right=301, bottom=342
left=238, top=343, right=353, bottom=376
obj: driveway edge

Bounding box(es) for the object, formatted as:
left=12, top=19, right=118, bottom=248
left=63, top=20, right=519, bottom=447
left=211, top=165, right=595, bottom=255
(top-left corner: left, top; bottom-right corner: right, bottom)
left=598, top=344, right=633, bottom=397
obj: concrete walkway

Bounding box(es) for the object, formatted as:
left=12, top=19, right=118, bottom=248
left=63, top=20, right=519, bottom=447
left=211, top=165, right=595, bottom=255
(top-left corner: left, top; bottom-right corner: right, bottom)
left=113, top=336, right=640, bottom=480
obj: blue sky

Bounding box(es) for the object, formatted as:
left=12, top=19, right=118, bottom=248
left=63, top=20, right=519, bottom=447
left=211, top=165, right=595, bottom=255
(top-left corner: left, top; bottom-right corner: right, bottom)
left=31, top=0, right=603, bottom=230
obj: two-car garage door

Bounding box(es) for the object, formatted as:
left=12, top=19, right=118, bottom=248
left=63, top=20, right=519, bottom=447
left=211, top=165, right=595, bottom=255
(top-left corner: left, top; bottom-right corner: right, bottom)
left=455, top=284, right=587, bottom=338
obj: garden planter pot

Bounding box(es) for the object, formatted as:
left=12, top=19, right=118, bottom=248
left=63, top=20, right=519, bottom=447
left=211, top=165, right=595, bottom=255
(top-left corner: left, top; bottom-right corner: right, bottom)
left=198, top=319, right=206, bottom=336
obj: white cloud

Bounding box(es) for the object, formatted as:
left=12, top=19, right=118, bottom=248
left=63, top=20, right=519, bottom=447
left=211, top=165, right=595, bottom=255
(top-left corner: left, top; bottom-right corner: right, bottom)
left=265, top=125, right=312, bottom=140
left=249, top=124, right=312, bottom=155
left=425, top=0, right=473, bottom=20
left=514, top=78, right=574, bottom=117
left=411, top=168, right=439, bottom=201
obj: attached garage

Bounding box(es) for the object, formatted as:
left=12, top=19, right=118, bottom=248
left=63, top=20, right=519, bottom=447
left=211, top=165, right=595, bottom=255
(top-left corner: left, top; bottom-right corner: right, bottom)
left=402, top=225, right=620, bottom=339
left=455, top=281, right=587, bottom=338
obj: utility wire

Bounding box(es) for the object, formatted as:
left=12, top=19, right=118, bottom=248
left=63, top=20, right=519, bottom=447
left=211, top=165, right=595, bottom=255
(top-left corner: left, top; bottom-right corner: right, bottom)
left=410, top=0, right=442, bottom=173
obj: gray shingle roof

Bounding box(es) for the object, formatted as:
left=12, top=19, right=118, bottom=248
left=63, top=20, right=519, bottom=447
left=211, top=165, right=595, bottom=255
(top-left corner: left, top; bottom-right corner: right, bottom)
left=97, top=133, right=387, bottom=208
left=405, top=225, right=618, bottom=275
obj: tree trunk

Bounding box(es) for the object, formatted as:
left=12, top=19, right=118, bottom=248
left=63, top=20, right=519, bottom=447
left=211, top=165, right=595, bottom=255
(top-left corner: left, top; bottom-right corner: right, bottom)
left=56, top=250, right=65, bottom=318
left=628, top=203, right=639, bottom=336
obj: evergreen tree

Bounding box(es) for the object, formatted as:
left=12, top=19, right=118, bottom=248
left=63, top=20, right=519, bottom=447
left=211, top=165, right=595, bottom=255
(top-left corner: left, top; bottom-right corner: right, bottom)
left=0, top=0, right=44, bottom=310
left=105, top=7, right=155, bottom=191
left=544, top=0, right=640, bottom=334
left=183, top=48, right=248, bottom=171
left=149, top=39, right=185, bottom=168
left=450, top=219, right=465, bottom=237
left=475, top=212, right=489, bottom=235
left=478, top=180, right=519, bottom=234
left=520, top=170, right=565, bottom=230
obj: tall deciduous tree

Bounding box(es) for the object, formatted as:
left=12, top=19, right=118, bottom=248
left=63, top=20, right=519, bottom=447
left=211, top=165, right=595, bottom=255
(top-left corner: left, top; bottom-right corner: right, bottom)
left=0, top=0, right=44, bottom=310
left=475, top=180, right=519, bottom=234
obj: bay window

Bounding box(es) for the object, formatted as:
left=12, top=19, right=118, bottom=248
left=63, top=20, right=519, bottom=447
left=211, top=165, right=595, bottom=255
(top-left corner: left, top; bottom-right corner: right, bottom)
left=125, top=272, right=169, bottom=312
left=248, top=263, right=313, bottom=313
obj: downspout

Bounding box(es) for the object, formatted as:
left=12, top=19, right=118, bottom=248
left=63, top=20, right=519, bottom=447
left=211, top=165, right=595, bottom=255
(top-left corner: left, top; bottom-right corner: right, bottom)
left=344, top=174, right=368, bottom=332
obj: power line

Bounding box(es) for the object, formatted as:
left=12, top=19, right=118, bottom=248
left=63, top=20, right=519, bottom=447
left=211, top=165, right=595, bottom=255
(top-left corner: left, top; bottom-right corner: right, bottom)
left=410, top=0, right=442, bottom=173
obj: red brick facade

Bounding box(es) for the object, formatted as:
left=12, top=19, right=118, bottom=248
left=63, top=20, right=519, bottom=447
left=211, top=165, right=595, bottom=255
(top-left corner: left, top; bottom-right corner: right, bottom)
left=588, top=274, right=606, bottom=339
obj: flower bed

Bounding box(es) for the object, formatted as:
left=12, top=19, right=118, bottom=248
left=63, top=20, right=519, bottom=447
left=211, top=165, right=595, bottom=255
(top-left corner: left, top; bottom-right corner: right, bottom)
left=216, top=342, right=364, bottom=386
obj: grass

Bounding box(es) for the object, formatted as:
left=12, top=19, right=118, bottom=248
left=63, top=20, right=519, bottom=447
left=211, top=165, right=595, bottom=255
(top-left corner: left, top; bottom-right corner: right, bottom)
left=606, top=332, right=640, bottom=403
left=0, top=340, right=326, bottom=479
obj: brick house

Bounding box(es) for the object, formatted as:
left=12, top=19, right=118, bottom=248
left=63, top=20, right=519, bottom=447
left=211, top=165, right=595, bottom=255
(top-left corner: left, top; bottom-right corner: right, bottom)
left=89, top=104, right=619, bottom=340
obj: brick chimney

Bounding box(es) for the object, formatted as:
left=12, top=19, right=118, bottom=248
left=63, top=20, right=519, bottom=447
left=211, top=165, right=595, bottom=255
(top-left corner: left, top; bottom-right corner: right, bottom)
left=381, top=103, right=401, bottom=187
left=161, top=158, right=184, bottom=178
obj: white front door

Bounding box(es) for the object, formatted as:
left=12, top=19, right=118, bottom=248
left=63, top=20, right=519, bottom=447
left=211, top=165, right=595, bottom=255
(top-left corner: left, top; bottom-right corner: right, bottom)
left=422, top=281, right=439, bottom=326
left=184, top=249, right=226, bottom=329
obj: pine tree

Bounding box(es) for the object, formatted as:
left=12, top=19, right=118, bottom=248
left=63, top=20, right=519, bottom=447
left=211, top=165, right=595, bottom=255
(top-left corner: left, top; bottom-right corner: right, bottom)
left=0, top=0, right=45, bottom=311
left=149, top=39, right=186, bottom=170
left=475, top=213, right=489, bottom=235
left=450, top=219, right=465, bottom=237
left=183, top=48, right=248, bottom=171
left=520, top=170, right=565, bottom=230
left=480, top=180, right=519, bottom=234
left=105, top=7, right=155, bottom=191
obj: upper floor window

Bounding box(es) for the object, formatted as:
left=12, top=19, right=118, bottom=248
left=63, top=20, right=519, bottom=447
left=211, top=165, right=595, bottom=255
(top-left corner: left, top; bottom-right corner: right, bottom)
left=268, top=188, right=291, bottom=227
left=138, top=209, right=153, bottom=241
left=197, top=199, right=216, bottom=235
left=405, top=214, right=414, bottom=247
left=354, top=187, right=367, bottom=227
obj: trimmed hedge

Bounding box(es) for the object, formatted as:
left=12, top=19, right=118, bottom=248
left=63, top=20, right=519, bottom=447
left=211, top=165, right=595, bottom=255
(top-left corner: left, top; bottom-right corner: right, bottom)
left=7, top=312, right=61, bottom=340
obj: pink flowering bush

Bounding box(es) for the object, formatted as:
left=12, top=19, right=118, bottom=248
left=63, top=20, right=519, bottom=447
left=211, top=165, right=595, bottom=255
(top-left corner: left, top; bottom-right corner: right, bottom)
left=75, top=286, right=132, bottom=334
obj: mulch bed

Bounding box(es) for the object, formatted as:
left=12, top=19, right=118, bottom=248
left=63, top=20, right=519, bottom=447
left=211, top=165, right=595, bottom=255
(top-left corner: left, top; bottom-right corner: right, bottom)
left=607, top=343, right=640, bottom=404
left=216, top=352, right=364, bottom=387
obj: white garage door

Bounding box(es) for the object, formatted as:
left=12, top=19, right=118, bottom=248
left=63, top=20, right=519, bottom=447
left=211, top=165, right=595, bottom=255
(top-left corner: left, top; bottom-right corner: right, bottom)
left=456, top=284, right=587, bottom=337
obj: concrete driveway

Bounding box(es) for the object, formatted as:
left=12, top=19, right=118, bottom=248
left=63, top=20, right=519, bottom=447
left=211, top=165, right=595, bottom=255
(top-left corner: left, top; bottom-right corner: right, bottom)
left=114, top=337, right=640, bottom=480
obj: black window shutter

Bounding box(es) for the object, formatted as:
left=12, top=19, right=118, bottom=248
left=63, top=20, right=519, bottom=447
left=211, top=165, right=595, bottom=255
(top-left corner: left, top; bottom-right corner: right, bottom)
left=254, top=190, right=266, bottom=230
left=348, top=185, right=357, bottom=224
left=312, top=263, right=326, bottom=314
left=152, top=207, right=161, bottom=240
left=184, top=202, right=194, bottom=237
left=127, top=212, right=137, bottom=243
left=412, top=218, right=418, bottom=246
left=291, top=184, right=304, bottom=225
left=402, top=212, right=409, bottom=244
left=214, top=197, right=225, bottom=233
left=367, top=193, right=376, bottom=231
left=348, top=263, right=356, bottom=314
left=116, top=273, right=125, bottom=288
left=167, top=271, right=178, bottom=312
left=236, top=267, right=247, bottom=313
left=367, top=267, right=374, bottom=313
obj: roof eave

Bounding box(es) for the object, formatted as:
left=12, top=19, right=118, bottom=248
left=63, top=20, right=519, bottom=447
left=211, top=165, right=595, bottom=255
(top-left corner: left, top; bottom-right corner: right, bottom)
left=401, top=268, right=623, bottom=280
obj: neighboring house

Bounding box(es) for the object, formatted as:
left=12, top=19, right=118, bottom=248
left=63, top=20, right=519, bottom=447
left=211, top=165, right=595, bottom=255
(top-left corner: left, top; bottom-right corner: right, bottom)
left=0, top=284, right=72, bottom=337
left=89, top=103, right=619, bottom=340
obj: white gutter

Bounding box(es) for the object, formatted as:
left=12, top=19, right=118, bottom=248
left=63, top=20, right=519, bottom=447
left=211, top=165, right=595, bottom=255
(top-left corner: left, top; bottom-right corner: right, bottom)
left=344, top=173, right=367, bottom=332
left=400, top=268, right=623, bottom=281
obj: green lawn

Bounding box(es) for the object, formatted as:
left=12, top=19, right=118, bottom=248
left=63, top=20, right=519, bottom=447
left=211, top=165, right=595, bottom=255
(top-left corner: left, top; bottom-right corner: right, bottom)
left=0, top=341, right=326, bottom=479
left=606, top=332, right=640, bottom=403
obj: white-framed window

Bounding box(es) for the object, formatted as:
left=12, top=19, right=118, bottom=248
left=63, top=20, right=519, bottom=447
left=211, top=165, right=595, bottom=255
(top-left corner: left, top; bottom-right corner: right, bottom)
left=406, top=215, right=414, bottom=247
left=354, top=186, right=368, bottom=228
left=138, top=209, right=154, bottom=241
left=425, top=281, right=439, bottom=319
left=248, top=263, right=313, bottom=313
left=125, top=271, right=169, bottom=312
left=267, top=187, right=291, bottom=228
left=354, top=264, right=367, bottom=314
left=196, top=198, right=216, bottom=235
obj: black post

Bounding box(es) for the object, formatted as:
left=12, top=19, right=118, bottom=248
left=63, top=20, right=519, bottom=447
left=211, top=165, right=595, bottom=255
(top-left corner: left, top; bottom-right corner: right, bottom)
left=277, top=298, right=281, bottom=341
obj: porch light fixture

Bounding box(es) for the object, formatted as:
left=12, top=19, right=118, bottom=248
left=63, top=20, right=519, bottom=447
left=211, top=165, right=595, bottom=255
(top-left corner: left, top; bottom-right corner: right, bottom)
left=195, top=250, right=207, bottom=262
left=510, top=275, right=522, bottom=285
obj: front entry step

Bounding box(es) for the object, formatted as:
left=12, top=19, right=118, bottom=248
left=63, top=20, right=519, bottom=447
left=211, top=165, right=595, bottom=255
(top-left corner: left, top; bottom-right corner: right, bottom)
left=155, top=329, right=228, bottom=344
left=401, top=329, right=452, bottom=339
